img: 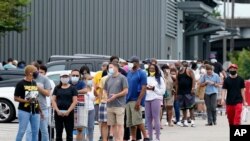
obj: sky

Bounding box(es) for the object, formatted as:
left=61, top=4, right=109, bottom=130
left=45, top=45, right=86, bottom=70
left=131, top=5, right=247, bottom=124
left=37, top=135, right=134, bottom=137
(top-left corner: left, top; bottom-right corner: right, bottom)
left=217, top=2, right=250, bottom=18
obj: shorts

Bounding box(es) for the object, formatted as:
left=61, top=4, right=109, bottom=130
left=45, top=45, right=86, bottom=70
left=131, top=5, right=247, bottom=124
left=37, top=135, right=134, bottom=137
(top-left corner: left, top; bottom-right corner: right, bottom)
left=125, top=101, right=143, bottom=127
left=107, top=107, right=125, bottom=125
left=164, top=89, right=174, bottom=106
left=98, top=103, right=107, bottom=122
left=178, top=94, right=195, bottom=110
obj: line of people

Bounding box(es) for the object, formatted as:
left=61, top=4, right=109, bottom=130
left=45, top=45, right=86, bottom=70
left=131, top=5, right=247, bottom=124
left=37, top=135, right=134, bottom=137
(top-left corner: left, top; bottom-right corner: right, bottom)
left=13, top=55, right=248, bottom=141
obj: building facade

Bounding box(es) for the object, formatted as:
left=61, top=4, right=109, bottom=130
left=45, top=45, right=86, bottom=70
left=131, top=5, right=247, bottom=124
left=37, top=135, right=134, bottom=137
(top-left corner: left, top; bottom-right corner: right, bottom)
left=0, top=0, right=183, bottom=63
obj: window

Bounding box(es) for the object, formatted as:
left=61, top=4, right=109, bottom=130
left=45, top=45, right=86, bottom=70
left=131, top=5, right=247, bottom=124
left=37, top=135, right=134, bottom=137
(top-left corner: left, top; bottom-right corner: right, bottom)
left=70, top=63, right=94, bottom=71
left=47, top=65, right=66, bottom=72
left=47, top=74, right=60, bottom=85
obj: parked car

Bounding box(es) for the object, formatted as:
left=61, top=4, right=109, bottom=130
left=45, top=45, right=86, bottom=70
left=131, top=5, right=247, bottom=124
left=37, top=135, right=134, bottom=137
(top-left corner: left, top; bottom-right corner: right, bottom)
left=0, top=69, right=24, bottom=81
left=48, top=54, right=126, bottom=62
left=46, top=58, right=110, bottom=72
left=46, top=54, right=126, bottom=72
left=0, top=70, right=95, bottom=123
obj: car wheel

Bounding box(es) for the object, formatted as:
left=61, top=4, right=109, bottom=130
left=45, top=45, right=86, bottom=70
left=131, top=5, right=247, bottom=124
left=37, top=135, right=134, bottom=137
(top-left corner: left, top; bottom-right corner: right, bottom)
left=0, top=99, right=15, bottom=123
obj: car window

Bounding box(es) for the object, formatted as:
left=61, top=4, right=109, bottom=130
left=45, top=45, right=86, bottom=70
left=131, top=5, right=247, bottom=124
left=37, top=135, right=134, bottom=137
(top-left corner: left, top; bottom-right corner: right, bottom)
left=47, top=65, right=66, bottom=72
left=70, top=63, right=94, bottom=71
left=47, top=74, right=61, bottom=85
left=0, top=74, right=24, bottom=81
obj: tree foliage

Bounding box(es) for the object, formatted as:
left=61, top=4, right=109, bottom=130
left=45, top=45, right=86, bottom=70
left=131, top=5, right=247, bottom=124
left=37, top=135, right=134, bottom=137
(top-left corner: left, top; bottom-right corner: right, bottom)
left=0, top=0, right=30, bottom=34
left=228, top=48, right=250, bottom=79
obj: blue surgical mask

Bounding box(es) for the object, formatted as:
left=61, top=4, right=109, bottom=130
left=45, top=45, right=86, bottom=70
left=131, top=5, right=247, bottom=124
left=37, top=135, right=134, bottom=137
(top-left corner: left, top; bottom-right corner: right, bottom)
left=108, top=68, right=114, bottom=75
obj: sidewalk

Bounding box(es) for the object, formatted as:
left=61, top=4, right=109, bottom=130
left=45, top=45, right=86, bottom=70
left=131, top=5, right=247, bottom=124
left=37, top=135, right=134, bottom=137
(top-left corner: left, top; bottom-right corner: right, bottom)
left=72, top=114, right=231, bottom=141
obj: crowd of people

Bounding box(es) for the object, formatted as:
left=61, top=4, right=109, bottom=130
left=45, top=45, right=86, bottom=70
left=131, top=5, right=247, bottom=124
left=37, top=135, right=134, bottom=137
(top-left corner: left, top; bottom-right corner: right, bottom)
left=0, top=55, right=247, bottom=141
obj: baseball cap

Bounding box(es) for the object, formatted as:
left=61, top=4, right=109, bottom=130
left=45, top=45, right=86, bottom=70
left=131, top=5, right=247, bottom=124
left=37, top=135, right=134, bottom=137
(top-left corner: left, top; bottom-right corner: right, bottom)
left=127, top=56, right=140, bottom=63
left=60, top=72, right=70, bottom=77
left=102, top=62, right=109, bottom=66
left=142, top=58, right=151, bottom=64
left=228, top=64, right=238, bottom=69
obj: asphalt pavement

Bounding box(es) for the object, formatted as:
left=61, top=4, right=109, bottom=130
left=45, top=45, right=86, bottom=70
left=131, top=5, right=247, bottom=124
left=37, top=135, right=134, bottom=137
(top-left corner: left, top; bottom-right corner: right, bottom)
left=0, top=113, right=236, bottom=141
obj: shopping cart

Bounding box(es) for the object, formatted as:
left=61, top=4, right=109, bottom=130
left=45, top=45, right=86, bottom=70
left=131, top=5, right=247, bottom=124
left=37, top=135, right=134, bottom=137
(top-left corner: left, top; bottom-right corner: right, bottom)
left=48, top=102, right=88, bottom=141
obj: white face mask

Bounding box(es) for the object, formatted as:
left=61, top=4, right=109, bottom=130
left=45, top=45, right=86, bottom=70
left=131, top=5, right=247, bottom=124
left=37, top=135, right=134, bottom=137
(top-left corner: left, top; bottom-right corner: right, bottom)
left=71, top=76, right=79, bottom=83
left=197, top=64, right=202, bottom=68
left=61, top=77, right=69, bottom=84
left=87, top=80, right=93, bottom=86
left=200, top=68, right=206, bottom=74
left=128, top=63, right=134, bottom=70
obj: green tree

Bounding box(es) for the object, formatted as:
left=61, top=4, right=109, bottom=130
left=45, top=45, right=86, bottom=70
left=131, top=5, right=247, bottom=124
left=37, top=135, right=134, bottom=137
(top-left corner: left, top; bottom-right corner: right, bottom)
left=228, top=48, right=250, bottom=79
left=0, top=0, right=30, bottom=34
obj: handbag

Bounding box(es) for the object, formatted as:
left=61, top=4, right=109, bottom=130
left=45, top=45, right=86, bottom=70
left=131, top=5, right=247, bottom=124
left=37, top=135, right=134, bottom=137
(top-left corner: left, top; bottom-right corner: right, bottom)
left=163, top=90, right=170, bottom=99
left=241, top=106, right=248, bottom=123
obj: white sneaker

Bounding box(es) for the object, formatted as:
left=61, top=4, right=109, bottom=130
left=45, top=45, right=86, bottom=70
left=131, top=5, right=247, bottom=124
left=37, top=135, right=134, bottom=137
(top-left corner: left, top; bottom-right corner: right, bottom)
left=191, top=120, right=195, bottom=127
left=183, top=120, right=189, bottom=127
left=165, top=122, right=168, bottom=126
left=176, top=121, right=183, bottom=127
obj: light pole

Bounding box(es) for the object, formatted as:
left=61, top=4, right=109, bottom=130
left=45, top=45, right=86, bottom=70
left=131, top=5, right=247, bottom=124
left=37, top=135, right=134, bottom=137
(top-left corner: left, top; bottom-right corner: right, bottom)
left=230, top=0, right=235, bottom=51
left=223, top=0, right=228, bottom=63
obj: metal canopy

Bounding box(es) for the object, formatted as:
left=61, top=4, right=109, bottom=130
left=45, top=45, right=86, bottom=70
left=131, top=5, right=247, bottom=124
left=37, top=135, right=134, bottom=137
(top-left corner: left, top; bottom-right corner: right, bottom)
left=178, top=1, right=225, bottom=36
left=221, top=0, right=250, bottom=3
left=178, top=1, right=213, bottom=14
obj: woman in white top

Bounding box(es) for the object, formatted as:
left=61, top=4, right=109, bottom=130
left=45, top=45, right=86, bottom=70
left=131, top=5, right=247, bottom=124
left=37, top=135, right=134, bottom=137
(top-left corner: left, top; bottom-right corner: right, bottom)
left=145, top=64, right=166, bottom=141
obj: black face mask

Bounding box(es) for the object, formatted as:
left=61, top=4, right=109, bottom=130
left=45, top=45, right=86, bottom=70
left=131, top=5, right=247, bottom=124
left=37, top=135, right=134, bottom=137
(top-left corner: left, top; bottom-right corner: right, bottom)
left=229, top=71, right=237, bottom=76
left=33, top=71, right=39, bottom=79
left=176, top=66, right=180, bottom=71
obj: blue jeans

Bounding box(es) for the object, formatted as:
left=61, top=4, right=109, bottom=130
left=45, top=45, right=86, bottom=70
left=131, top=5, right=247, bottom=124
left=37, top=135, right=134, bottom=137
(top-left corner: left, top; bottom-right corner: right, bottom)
left=16, top=110, right=40, bottom=141
left=174, top=100, right=180, bottom=122
left=83, top=109, right=95, bottom=141
left=26, top=109, right=49, bottom=141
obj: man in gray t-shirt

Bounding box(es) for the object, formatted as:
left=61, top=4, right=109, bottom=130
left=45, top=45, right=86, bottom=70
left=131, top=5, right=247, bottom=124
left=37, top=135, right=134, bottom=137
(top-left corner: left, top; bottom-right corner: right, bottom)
left=26, top=65, right=52, bottom=141
left=104, top=63, right=128, bottom=141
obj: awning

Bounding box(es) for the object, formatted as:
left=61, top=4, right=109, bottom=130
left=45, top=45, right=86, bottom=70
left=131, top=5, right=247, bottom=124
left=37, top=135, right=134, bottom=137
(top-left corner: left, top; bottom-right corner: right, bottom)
left=178, top=1, right=213, bottom=15
left=178, top=1, right=225, bottom=36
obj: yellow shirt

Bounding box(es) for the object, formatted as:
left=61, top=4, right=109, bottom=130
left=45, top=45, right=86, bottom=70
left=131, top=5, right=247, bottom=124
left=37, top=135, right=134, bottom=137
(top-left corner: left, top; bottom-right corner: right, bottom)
left=99, top=76, right=109, bottom=103
left=93, top=71, right=103, bottom=104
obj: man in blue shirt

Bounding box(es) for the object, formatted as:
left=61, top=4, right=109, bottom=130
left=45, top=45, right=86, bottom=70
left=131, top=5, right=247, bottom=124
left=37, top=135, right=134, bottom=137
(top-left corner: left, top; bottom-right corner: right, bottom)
left=200, top=64, right=221, bottom=126
left=126, top=56, right=150, bottom=141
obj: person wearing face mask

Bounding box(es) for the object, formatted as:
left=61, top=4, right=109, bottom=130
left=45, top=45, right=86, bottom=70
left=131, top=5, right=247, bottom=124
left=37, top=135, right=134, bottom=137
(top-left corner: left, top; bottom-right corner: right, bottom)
left=51, top=72, right=78, bottom=141
left=126, top=56, right=150, bottom=141
left=176, top=61, right=196, bottom=127
left=145, top=64, right=166, bottom=141
left=199, top=64, right=221, bottom=126
left=195, top=65, right=207, bottom=116
left=14, top=65, right=42, bottom=141
left=104, top=63, right=128, bottom=141
left=26, top=63, right=52, bottom=141
left=221, top=64, right=247, bottom=125
left=161, top=64, right=174, bottom=127
left=39, top=65, right=56, bottom=141
left=110, top=56, right=127, bottom=76
left=69, top=69, right=88, bottom=140
left=169, top=67, right=181, bottom=126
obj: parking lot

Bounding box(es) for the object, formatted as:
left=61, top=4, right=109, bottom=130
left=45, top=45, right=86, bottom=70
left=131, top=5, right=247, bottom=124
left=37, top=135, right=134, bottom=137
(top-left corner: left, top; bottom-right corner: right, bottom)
left=0, top=114, right=232, bottom=141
